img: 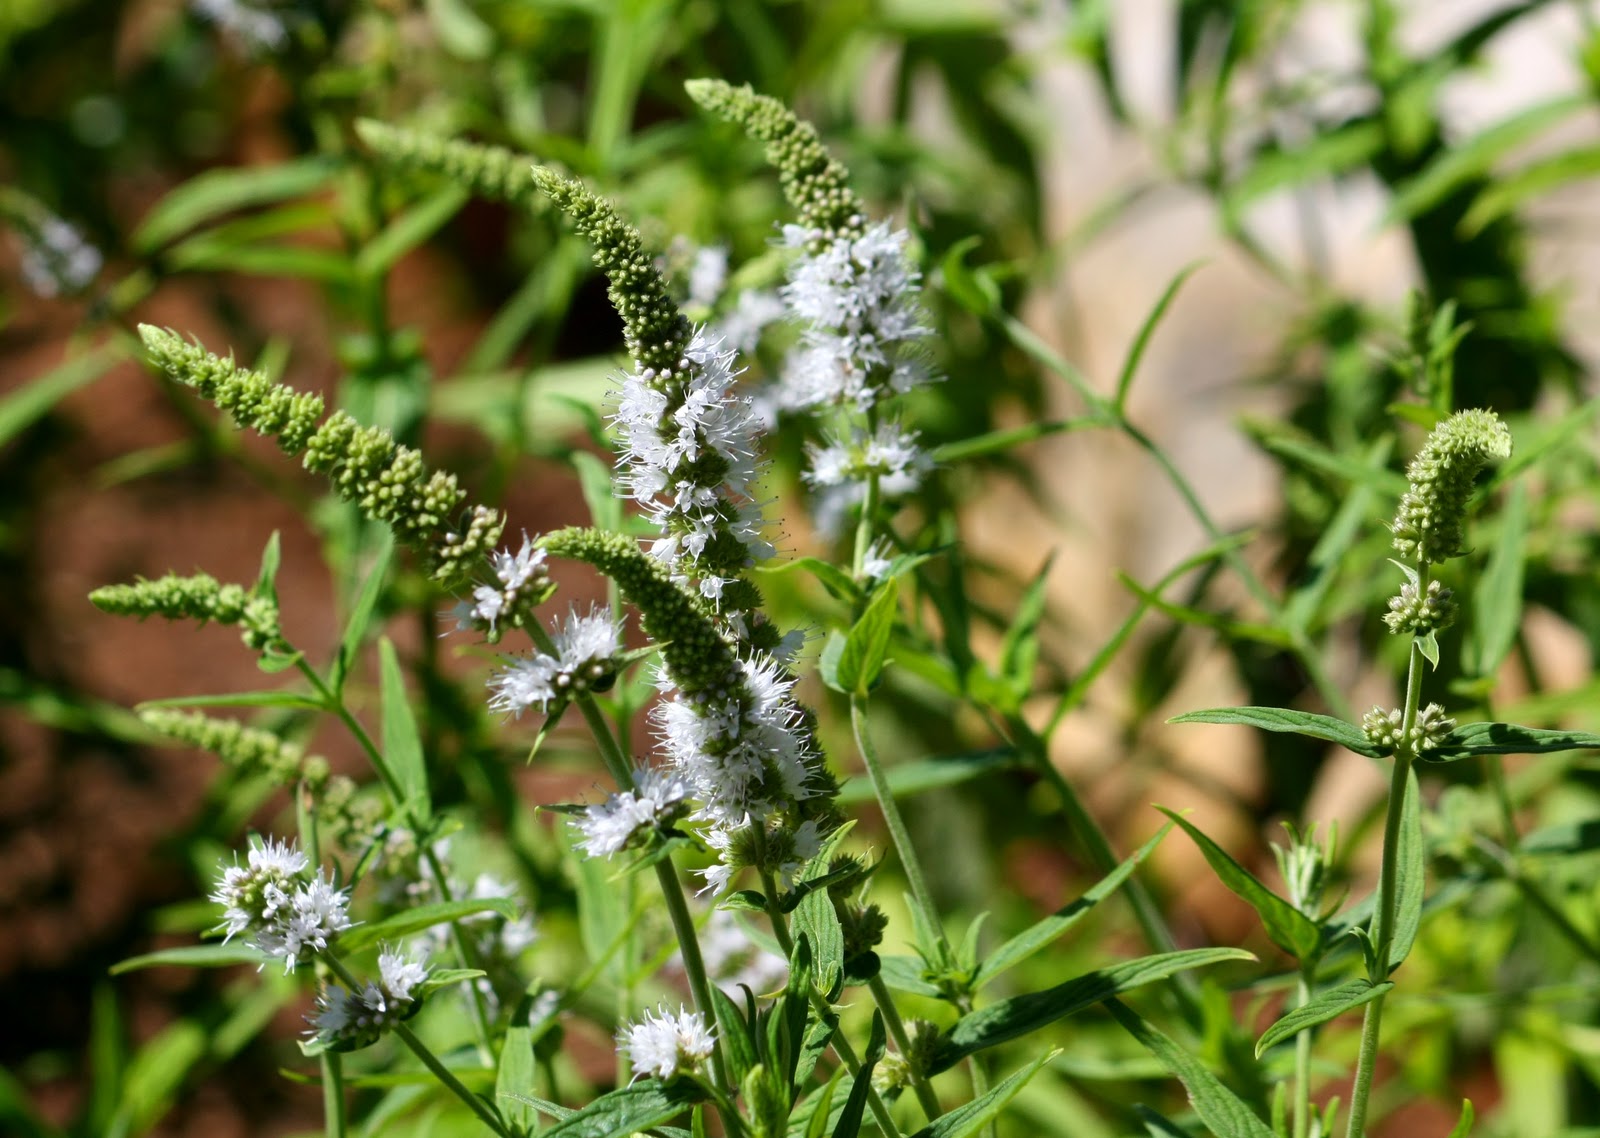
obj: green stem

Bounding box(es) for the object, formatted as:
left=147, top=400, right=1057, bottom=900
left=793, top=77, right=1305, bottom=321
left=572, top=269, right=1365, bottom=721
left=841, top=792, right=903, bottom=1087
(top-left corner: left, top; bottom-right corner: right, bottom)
left=850, top=697, right=949, bottom=960
left=1345, top=631, right=1426, bottom=1138
left=321, top=1053, right=347, bottom=1138
left=653, top=857, right=734, bottom=1099
left=323, top=953, right=512, bottom=1138
left=867, top=973, right=942, bottom=1122
left=760, top=878, right=904, bottom=1138
left=298, top=658, right=496, bottom=1058
left=1294, top=970, right=1313, bottom=1138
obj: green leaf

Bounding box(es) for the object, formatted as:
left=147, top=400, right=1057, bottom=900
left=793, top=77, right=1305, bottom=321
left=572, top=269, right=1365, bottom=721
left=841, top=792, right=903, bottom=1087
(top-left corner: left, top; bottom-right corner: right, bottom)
left=332, top=529, right=394, bottom=693
left=0, top=342, right=124, bottom=447
left=133, top=156, right=341, bottom=252
left=974, top=822, right=1172, bottom=988
left=1225, top=122, right=1384, bottom=209
left=835, top=749, right=1018, bottom=806
left=1427, top=722, right=1600, bottom=760
left=1466, top=482, right=1527, bottom=678
left=831, top=1012, right=886, bottom=1138
left=541, top=1079, right=701, bottom=1138
left=356, top=185, right=470, bottom=278
left=255, top=530, right=282, bottom=600
left=1447, top=1098, right=1475, bottom=1138
left=1106, top=999, right=1277, bottom=1138
left=711, top=986, right=760, bottom=1086
left=1169, top=707, right=1384, bottom=758
left=997, top=554, right=1055, bottom=707
left=110, top=943, right=268, bottom=974
left=570, top=449, right=624, bottom=533
left=338, top=898, right=517, bottom=953
left=1520, top=819, right=1600, bottom=857
left=928, top=947, right=1253, bottom=1072
left=1461, top=143, right=1600, bottom=235
left=793, top=830, right=852, bottom=999
left=1254, top=978, right=1392, bottom=1057
left=378, top=637, right=430, bottom=819
left=760, top=556, right=862, bottom=603
left=830, top=578, right=899, bottom=696
left=1115, top=262, right=1203, bottom=412
left=908, top=1050, right=1055, bottom=1138
left=1384, top=95, right=1586, bottom=224
left=1388, top=768, right=1424, bottom=972
left=136, top=690, right=324, bottom=711
left=1157, top=808, right=1320, bottom=961
left=939, top=235, right=1001, bottom=315
left=932, top=417, right=1100, bottom=464
left=496, top=1026, right=537, bottom=1133
left=877, top=954, right=942, bottom=999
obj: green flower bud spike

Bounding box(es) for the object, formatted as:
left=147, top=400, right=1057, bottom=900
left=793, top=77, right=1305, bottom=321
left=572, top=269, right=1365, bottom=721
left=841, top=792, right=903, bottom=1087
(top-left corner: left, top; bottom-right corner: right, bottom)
left=141, top=708, right=327, bottom=788
left=526, top=168, right=689, bottom=377
left=355, top=121, right=545, bottom=212
left=1391, top=408, right=1512, bottom=565
left=137, top=326, right=503, bottom=588
left=91, top=572, right=284, bottom=653
left=685, top=79, right=866, bottom=243
left=540, top=526, right=734, bottom=696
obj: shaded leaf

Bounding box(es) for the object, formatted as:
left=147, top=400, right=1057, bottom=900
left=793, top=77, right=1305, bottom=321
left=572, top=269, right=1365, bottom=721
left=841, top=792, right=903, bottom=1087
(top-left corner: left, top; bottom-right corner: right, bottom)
left=1106, top=999, right=1276, bottom=1138
left=378, top=637, right=430, bottom=819
left=908, top=1050, right=1055, bottom=1138
left=1427, top=722, right=1600, bottom=760
left=928, top=947, right=1253, bottom=1073
left=542, top=1079, right=701, bottom=1137
left=110, top=943, right=268, bottom=975
left=1157, top=808, right=1320, bottom=962
left=1255, top=978, right=1392, bottom=1057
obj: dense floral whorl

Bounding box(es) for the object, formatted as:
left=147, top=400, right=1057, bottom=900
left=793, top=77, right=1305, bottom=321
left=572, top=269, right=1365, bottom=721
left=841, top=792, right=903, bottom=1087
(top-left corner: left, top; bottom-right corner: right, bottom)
left=1391, top=408, right=1512, bottom=565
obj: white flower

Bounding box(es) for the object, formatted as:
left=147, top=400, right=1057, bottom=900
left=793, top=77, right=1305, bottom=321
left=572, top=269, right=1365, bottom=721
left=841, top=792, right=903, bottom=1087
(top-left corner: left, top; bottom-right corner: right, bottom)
left=687, top=245, right=729, bottom=308
left=378, top=946, right=430, bottom=1002
left=487, top=605, right=622, bottom=715
left=18, top=216, right=101, bottom=298
left=806, top=422, right=931, bottom=497
left=454, top=534, right=549, bottom=636
left=714, top=289, right=786, bottom=354
left=861, top=540, right=895, bottom=582
left=309, top=948, right=428, bottom=1048
left=617, top=1004, right=716, bottom=1081
left=214, top=838, right=350, bottom=972
left=574, top=766, right=692, bottom=857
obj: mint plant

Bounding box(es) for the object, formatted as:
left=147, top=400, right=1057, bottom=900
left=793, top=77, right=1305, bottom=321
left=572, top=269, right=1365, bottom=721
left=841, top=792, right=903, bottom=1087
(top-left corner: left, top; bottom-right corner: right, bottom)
left=9, top=31, right=1588, bottom=1136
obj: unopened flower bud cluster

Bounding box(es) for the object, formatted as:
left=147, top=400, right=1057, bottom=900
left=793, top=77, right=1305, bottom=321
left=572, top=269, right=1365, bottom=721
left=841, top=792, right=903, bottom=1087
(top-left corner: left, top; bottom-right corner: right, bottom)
left=1362, top=704, right=1455, bottom=754
left=1383, top=578, right=1457, bottom=636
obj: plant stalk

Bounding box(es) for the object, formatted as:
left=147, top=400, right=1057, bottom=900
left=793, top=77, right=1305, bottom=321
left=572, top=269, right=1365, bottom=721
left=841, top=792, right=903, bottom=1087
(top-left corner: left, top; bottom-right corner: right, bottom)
left=1345, top=632, right=1426, bottom=1138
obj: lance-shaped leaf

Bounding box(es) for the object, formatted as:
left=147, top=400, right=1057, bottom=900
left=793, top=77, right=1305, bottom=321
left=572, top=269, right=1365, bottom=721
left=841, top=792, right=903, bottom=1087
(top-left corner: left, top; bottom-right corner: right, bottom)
left=338, top=897, right=516, bottom=953
left=1387, top=768, right=1425, bottom=973
left=927, top=947, right=1253, bottom=1073
left=1169, top=707, right=1384, bottom=758
left=974, top=822, right=1172, bottom=988
left=1426, top=722, right=1600, bottom=761
left=827, top=578, right=899, bottom=696
left=1157, top=808, right=1321, bottom=963
left=541, top=1079, right=702, bottom=1137
left=908, top=1050, right=1056, bottom=1138
left=379, top=636, right=431, bottom=820
left=110, top=943, right=269, bottom=974
left=1107, top=999, right=1277, bottom=1138
left=1255, top=978, right=1393, bottom=1057
left=831, top=1012, right=886, bottom=1138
